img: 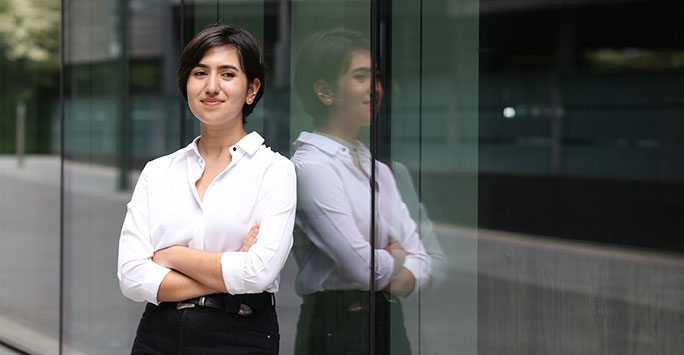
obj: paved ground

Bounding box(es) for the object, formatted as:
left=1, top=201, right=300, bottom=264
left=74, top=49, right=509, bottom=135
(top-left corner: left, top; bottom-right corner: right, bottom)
left=0, top=346, right=22, bottom=355
left=1, top=155, right=683, bottom=355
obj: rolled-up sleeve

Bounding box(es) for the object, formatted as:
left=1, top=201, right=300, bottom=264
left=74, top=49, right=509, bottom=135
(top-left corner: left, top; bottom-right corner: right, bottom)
left=384, top=167, right=432, bottom=298
left=117, top=166, right=171, bottom=304
left=220, top=158, right=297, bottom=294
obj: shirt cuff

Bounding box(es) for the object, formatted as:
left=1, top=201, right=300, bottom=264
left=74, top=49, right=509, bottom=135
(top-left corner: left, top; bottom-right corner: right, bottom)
left=375, top=249, right=395, bottom=290
left=142, top=263, right=172, bottom=305
left=221, top=251, right=248, bottom=294
left=401, top=258, right=425, bottom=298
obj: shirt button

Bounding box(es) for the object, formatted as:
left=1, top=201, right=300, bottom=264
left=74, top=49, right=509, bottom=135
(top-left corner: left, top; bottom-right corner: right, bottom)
left=232, top=147, right=237, bottom=152
left=341, top=147, right=346, bottom=152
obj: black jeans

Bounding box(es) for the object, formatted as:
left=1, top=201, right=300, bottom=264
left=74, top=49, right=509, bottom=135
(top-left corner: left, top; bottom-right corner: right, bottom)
left=131, top=301, right=279, bottom=355
left=294, top=290, right=411, bottom=355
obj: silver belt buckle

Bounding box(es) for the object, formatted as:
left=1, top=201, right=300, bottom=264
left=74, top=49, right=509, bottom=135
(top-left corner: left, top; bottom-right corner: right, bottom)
left=347, top=301, right=364, bottom=312
left=238, top=303, right=253, bottom=316
left=176, top=302, right=196, bottom=310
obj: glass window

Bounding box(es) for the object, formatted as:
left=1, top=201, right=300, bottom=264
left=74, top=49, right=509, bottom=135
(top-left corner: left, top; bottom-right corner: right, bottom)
left=0, top=0, right=60, bottom=353
left=478, top=1, right=684, bottom=353
left=1, top=1, right=682, bottom=354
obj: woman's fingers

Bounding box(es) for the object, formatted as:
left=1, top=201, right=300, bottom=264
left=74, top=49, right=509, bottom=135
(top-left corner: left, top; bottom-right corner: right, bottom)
left=247, top=223, right=260, bottom=240
left=384, top=241, right=405, bottom=253
left=239, top=222, right=260, bottom=252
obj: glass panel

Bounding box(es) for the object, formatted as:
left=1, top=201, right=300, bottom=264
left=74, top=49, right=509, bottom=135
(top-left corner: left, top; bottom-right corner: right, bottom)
left=478, top=0, right=684, bottom=353
left=288, top=1, right=374, bottom=354
left=62, top=0, right=182, bottom=353
left=385, top=0, right=478, bottom=354
left=0, top=1, right=61, bottom=353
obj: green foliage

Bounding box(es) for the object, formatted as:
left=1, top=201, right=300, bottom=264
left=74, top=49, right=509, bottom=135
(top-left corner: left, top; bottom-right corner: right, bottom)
left=0, top=0, right=60, bottom=154
left=0, top=0, right=60, bottom=63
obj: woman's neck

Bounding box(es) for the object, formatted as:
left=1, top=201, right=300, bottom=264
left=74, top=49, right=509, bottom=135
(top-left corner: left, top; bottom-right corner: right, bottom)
left=198, top=121, right=247, bottom=160
left=317, top=116, right=359, bottom=146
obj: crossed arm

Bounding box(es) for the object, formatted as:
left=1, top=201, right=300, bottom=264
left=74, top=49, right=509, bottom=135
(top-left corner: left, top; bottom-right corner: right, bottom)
left=382, top=242, right=416, bottom=297
left=152, top=223, right=259, bottom=302
left=294, top=162, right=421, bottom=298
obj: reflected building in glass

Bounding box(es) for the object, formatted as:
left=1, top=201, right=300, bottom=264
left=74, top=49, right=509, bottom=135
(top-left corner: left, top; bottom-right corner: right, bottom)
left=0, top=0, right=682, bottom=354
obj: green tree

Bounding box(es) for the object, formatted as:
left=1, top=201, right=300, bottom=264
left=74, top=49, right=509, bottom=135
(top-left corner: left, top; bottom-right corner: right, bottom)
left=0, top=0, right=59, bottom=62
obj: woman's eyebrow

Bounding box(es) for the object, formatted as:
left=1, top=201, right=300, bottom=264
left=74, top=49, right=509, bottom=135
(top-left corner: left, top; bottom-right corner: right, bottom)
left=195, top=63, right=240, bottom=71
left=351, top=67, right=370, bottom=73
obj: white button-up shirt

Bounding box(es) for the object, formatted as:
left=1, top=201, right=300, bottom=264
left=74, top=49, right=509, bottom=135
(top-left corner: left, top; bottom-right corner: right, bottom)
left=290, top=131, right=430, bottom=297
left=117, top=132, right=296, bottom=305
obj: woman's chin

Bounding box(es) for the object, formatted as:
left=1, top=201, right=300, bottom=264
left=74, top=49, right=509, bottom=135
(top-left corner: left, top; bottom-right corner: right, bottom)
left=196, top=114, right=243, bottom=127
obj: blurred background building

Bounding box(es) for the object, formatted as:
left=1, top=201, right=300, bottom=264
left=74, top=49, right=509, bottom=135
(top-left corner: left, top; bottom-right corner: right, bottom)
left=0, top=0, right=682, bottom=354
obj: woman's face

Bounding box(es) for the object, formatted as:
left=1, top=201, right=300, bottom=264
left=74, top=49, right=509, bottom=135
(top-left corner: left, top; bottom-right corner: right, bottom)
left=330, top=49, right=383, bottom=127
left=186, top=45, right=260, bottom=127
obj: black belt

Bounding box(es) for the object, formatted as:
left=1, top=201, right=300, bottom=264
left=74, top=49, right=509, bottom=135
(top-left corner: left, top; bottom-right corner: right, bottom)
left=303, top=290, right=396, bottom=312
left=176, top=292, right=275, bottom=316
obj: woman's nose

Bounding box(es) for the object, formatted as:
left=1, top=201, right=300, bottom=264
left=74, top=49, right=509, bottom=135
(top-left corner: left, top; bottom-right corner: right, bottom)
left=205, top=75, right=219, bottom=94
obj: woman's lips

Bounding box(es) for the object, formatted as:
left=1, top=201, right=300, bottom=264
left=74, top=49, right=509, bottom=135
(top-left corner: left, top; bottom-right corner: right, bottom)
left=201, top=98, right=223, bottom=106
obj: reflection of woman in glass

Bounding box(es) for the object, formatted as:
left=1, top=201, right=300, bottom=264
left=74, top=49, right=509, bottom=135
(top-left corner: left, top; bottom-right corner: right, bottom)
left=117, top=25, right=295, bottom=354
left=291, top=29, right=430, bottom=355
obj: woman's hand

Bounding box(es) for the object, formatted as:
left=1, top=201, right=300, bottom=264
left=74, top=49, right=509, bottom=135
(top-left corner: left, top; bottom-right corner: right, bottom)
left=239, top=222, right=260, bottom=252
left=384, top=268, right=416, bottom=297
left=382, top=241, right=415, bottom=296
left=384, top=241, right=407, bottom=272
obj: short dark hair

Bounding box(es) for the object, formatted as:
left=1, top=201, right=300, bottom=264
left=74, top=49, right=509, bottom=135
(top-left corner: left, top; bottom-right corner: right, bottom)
left=294, top=29, right=370, bottom=127
left=177, top=25, right=265, bottom=122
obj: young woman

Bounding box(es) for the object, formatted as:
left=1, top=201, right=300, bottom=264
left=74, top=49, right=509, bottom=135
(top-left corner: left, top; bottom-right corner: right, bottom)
left=291, top=28, right=431, bottom=355
left=117, top=25, right=296, bottom=354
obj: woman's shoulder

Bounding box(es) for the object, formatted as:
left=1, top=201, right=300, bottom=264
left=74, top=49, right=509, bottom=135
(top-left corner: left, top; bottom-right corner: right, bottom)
left=140, top=145, right=193, bottom=177
left=253, top=144, right=295, bottom=173
left=290, top=141, right=333, bottom=166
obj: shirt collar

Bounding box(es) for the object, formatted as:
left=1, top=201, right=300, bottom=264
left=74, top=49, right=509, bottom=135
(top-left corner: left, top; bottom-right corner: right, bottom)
left=234, top=131, right=265, bottom=156
left=293, top=131, right=367, bottom=156
left=187, top=131, right=264, bottom=159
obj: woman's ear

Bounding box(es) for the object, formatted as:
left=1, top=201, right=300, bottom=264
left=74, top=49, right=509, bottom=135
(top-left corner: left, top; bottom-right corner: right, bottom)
left=246, top=78, right=262, bottom=104
left=313, top=79, right=334, bottom=106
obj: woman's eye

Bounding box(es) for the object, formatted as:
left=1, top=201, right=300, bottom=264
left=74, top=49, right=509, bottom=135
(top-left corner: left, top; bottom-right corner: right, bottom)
left=222, top=72, right=235, bottom=78
left=193, top=71, right=207, bottom=77
left=355, top=74, right=368, bottom=80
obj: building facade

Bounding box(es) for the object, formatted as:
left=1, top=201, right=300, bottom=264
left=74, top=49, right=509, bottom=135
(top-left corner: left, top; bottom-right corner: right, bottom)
left=0, top=0, right=682, bottom=354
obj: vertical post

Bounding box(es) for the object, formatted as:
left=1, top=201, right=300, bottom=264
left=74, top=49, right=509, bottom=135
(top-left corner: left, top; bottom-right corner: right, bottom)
left=179, top=0, right=195, bottom=147
left=263, top=0, right=291, bottom=155
left=117, top=0, right=130, bottom=190
left=376, top=0, right=392, bottom=165
left=370, top=0, right=379, bottom=353
left=549, top=73, right=563, bottom=176
left=180, top=0, right=187, bottom=148
left=59, top=1, right=66, bottom=353
left=274, top=0, right=290, bottom=89
left=16, top=101, right=26, bottom=168
left=550, top=10, right=573, bottom=176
